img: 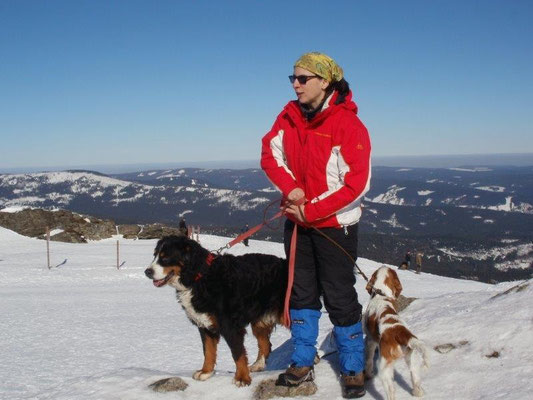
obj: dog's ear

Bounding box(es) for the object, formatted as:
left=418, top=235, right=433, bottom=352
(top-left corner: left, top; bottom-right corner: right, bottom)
left=366, top=272, right=377, bottom=294
left=154, top=238, right=164, bottom=256
left=390, top=269, right=403, bottom=298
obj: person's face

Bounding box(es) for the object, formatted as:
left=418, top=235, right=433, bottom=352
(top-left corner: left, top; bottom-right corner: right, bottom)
left=292, top=66, right=329, bottom=109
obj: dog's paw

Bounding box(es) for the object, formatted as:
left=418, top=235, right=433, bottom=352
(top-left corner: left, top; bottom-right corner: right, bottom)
left=412, top=386, right=425, bottom=397
left=233, top=375, right=251, bottom=387
left=192, top=370, right=214, bottom=381
left=249, top=356, right=266, bottom=372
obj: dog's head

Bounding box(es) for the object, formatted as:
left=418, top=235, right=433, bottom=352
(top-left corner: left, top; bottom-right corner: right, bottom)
left=365, top=266, right=403, bottom=299
left=144, top=235, right=202, bottom=289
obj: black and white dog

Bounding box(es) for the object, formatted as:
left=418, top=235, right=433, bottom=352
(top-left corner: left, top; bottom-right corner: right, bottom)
left=144, top=235, right=287, bottom=386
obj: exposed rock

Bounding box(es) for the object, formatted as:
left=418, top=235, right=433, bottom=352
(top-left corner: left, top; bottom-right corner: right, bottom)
left=490, top=281, right=530, bottom=300
left=0, top=209, right=186, bottom=243
left=137, top=223, right=184, bottom=239
left=51, top=230, right=86, bottom=243
left=117, top=224, right=142, bottom=239
left=434, top=340, right=469, bottom=354
left=148, top=376, right=188, bottom=392
left=485, top=350, right=500, bottom=358
left=0, top=209, right=115, bottom=242
left=253, top=378, right=317, bottom=400
left=395, top=294, right=417, bottom=313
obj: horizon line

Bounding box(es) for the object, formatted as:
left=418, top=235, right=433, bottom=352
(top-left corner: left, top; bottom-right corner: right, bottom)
left=1, top=152, right=532, bottom=174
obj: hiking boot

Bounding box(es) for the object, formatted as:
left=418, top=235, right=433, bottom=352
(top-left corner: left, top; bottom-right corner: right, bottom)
left=340, top=371, right=365, bottom=398
left=275, top=364, right=315, bottom=387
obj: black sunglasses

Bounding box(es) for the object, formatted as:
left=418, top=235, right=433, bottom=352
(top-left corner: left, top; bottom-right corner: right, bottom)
left=289, top=75, right=320, bottom=84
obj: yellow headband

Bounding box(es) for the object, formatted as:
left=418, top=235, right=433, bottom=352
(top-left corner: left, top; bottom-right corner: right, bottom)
left=294, top=52, right=343, bottom=83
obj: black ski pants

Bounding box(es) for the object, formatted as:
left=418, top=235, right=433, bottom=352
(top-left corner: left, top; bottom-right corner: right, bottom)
left=284, top=219, right=362, bottom=327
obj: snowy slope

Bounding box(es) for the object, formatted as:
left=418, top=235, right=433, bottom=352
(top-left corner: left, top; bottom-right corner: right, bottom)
left=0, top=228, right=531, bottom=399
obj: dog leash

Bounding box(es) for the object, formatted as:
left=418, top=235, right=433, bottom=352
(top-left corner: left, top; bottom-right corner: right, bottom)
left=290, top=200, right=369, bottom=283
left=210, top=197, right=368, bottom=327
left=211, top=199, right=284, bottom=255
left=310, top=227, right=369, bottom=282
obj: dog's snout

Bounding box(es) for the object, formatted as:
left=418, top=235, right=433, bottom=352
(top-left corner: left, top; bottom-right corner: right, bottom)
left=144, top=268, right=154, bottom=279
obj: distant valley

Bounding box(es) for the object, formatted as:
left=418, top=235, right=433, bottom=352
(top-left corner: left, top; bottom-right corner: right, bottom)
left=1, top=165, right=531, bottom=283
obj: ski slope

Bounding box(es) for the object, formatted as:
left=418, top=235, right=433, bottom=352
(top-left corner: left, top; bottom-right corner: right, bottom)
left=1, top=227, right=531, bottom=399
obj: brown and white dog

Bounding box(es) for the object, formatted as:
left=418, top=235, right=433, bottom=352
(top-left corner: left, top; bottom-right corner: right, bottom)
left=363, top=266, right=429, bottom=400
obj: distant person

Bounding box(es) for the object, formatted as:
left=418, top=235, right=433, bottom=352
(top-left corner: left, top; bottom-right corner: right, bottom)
left=405, top=251, right=411, bottom=269
left=261, top=52, right=371, bottom=398
left=241, top=224, right=249, bottom=246
left=178, top=218, right=188, bottom=236
left=416, top=252, right=423, bottom=274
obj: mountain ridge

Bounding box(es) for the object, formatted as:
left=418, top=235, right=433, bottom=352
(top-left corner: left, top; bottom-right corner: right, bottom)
left=1, top=166, right=531, bottom=283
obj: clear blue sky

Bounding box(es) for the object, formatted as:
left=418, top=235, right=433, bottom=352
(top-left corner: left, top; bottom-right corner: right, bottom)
left=1, top=0, right=532, bottom=170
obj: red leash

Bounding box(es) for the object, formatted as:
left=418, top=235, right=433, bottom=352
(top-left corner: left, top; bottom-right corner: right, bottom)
left=282, top=197, right=307, bottom=328
left=283, top=223, right=298, bottom=328
left=210, top=197, right=302, bottom=329
left=212, top=209, right=284, bottom=254
left=226, top=211, right=283, bottom=248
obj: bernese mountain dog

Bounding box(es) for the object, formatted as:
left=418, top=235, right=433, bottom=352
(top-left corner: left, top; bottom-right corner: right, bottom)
left=144, top=235, right=287, bottom=387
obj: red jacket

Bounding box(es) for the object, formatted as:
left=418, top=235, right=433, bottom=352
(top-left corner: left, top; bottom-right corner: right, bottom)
left=261, top=91, right=371, bottom=228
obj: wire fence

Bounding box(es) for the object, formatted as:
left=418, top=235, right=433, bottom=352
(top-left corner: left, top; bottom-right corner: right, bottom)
left=44, top=225, right=202, bottom=270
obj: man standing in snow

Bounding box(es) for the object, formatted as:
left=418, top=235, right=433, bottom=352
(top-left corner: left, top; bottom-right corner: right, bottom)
left=416, top=252, right=423, bottom=274
left=241, top=224, right=249, bottom=246
left=405, top=250, right=411, bottom=269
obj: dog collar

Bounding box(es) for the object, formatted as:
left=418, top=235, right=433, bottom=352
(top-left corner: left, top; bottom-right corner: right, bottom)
left=372, top=288, right=391, bottom=299
left=206, top=253, right=216, bottom=266
left=195, top=253, right=217, bottom=281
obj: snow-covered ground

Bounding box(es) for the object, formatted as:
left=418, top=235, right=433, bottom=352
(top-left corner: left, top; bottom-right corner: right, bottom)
left=1, top=227, right=532, bottom=399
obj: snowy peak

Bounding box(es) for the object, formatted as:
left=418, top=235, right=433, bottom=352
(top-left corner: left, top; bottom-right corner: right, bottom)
left=366, top=166, right=533, bottom=214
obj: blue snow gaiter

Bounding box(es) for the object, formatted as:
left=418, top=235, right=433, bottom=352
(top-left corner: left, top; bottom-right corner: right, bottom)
left=334, top=322, right=365, bottom=374
left=290, top=309, right=321, bottom=367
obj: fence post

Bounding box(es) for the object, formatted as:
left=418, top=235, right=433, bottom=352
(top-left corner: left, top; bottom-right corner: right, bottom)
left=46, top=226, right=51, bottom=269
left=116, top=240, right=120, bottom=269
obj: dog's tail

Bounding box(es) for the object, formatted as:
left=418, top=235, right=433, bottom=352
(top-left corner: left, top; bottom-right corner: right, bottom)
left=407, top=337, right=430, bottom=369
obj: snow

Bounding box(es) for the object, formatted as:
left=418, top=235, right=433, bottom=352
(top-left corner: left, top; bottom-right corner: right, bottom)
left=417, top=190, right=434, bottom=196
left=157, top=171, right=186, bottom=179
left=487, top=196, right=513, bottom=212
left=475, top=185, right=505, bottom=193
left=380, top=213, right=409, bottom=230
left=448, top=167, right=492, bottom=172
left=0, top=206, right=30, bottom=213
left=1, top=227, right=532, bottom=400
left=437, top=242, right=533, bottom=266
left=369, top=185, right=406, bottom=205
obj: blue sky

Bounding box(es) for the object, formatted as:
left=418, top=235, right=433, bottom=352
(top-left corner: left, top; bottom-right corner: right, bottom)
left=1, top=0, right=532, bottom=170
